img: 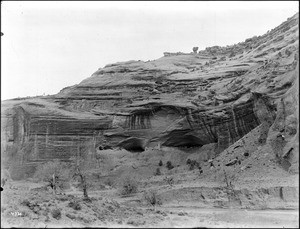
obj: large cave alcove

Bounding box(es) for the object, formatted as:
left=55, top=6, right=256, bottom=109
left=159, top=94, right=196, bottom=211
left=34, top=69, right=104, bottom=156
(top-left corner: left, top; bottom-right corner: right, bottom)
left=117, top=137, right=147, bottom=153
left=162, top=134, right=204, bottom=148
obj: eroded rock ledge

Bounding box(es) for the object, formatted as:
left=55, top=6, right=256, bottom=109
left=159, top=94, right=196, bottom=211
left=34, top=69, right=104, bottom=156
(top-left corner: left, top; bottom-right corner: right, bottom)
left=1, top=13, right=299, bottom=179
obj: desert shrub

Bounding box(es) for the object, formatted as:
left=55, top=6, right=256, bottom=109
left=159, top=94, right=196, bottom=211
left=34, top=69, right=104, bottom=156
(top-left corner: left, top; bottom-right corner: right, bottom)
left=51, top=209, right=61, bottom=220
left=20, top=199, right=31, bottom=207
left=166, top=161, right=174, bottom=170
left=164, top=176, right=174, bottom=186
left=186, top=159, right=191, bottom=165
left=223, top=169, right=238, bottom=203
left=286, top=125, right=297, bottom=135
left=188, top=160, right=200, bottom=170
left=83, top=197, right=92, bottom=202
left=77, top=216, right=92, bottom=224
left=194, top=160, right=199, bottom=167
left=119, top=175, right=138, bottom=196
left=158, top=160, right=163, bottom=166
left=91, top=172, right=101, bottom=179
left=104, top=178, right=115, bottom=187
left=244, top=152, right=250, bottom=157
left=198, top=168, right=203, bottom=175
left=68, top=201, right=81, bottom=210
left=99, top=183, right=106, bottom=189
left=154, top=168, right=161, bottom=176
left=143, top=190, right=162, bottom=208
left=229, top=52, right=235, bottom=58
left=127, top=219, right=145, bottom=226
left=59, top=180, right=71, bottom=190
left=66, top=213, right=76, bottom=220
left=55, top=195, right=69, bottom=202
left=285, top=49, right=292, bottom=56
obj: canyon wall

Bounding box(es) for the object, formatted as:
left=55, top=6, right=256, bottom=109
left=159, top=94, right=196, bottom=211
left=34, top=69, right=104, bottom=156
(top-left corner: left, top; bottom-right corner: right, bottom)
left=1, top=13, right=298, bottom=179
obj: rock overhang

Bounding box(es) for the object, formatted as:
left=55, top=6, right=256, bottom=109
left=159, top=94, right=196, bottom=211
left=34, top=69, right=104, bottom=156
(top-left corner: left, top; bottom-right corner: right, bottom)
left=1, top=13, right=299, bottom=176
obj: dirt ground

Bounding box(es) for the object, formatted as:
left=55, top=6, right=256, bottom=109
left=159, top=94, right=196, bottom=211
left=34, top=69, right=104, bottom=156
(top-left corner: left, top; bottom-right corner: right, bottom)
left=1, top=171, right=299, bottom=228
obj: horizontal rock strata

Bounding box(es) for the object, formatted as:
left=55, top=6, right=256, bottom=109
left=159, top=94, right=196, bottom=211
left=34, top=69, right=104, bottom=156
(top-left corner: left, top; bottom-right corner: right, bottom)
left=1, top=13, right=299, bottom=179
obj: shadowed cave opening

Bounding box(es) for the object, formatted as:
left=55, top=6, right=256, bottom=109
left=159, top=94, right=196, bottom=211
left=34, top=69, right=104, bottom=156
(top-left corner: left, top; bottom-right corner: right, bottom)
left=163, top=135, right=204, bottom=148
left=124, top=145, right=145, bottom=153
left=117, top=137, right=146, bottom=153
left=98, top=145, right=113, bottom=150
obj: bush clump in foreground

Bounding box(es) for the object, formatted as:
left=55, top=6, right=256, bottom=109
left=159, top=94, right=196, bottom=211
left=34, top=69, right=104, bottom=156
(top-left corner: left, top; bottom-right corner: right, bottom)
left=119, top=175, right=138, bottom=196
left=51, top=209, right=61, bottom=220
left=68, top=200, right=81, bottom=210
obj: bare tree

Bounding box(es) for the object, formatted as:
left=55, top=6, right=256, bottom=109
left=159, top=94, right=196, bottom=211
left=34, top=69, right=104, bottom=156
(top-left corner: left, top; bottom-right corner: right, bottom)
left=223, top=169, right=238, bottom=203
left=72, top=158, right=89, bottom=199
left=69, top=137, right=100, bottom=199
left=69, top=152, right=96, bottom=200
left=33, top=159, right=70, bottom=194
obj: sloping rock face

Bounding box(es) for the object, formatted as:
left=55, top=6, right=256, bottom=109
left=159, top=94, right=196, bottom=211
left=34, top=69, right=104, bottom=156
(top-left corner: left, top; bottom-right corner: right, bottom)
left=1, top=13, right=299, bottom=179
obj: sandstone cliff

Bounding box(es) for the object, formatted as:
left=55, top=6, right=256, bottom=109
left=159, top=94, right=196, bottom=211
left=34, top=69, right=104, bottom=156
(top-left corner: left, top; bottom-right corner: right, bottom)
left=1, top=13, right=299, bottom=179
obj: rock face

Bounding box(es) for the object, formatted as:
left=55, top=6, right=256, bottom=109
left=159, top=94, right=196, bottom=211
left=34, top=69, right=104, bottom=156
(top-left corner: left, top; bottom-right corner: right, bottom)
left=1, top=13, right=299, bottom=179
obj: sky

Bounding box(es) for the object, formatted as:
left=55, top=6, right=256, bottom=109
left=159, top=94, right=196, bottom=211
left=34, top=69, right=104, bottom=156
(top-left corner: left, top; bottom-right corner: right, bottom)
left=1, top=1, right=299, bottom=100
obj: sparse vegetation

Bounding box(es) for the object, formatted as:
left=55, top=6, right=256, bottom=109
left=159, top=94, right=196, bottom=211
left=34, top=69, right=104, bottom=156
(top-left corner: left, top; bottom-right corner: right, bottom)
left=193, top=47, right=199, bottom=53
left=154, top=168, right=161, bottom=176
left=244, top=152, right=250, bottom=157
left=158, top=160, right=163, bottom=166
left=68, top=200, right=81, bottom=210
left=166, top=161, right=174, bottom=170
left=188, top=160, right=200, bottom=170
left=66, top=213, right=76, bottom=220
left=20, top=199, right=31, bottom=207
left=119, top=175, right=138, bottom=196
left=104, top=178, right=115, bottom=188
left=143, top=189, right=162, bottom=209
left=51, top=209, right=61, bottom=220
left=222, top=169, right=238, bottom=203
left=186, top=159, right=191, bottom=165
left=33, top=159, right=70, bottom=194
left=69, top=144, right=99, bottom=199
left=1, top=13, right=299, bottom=228
left=164, top=176, right=174, bottom=187
left=229, top=52, right=235, bottom=58
left=69, top=157, right=91, bottom=199
left=198, top=166, right=203, bottom=175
